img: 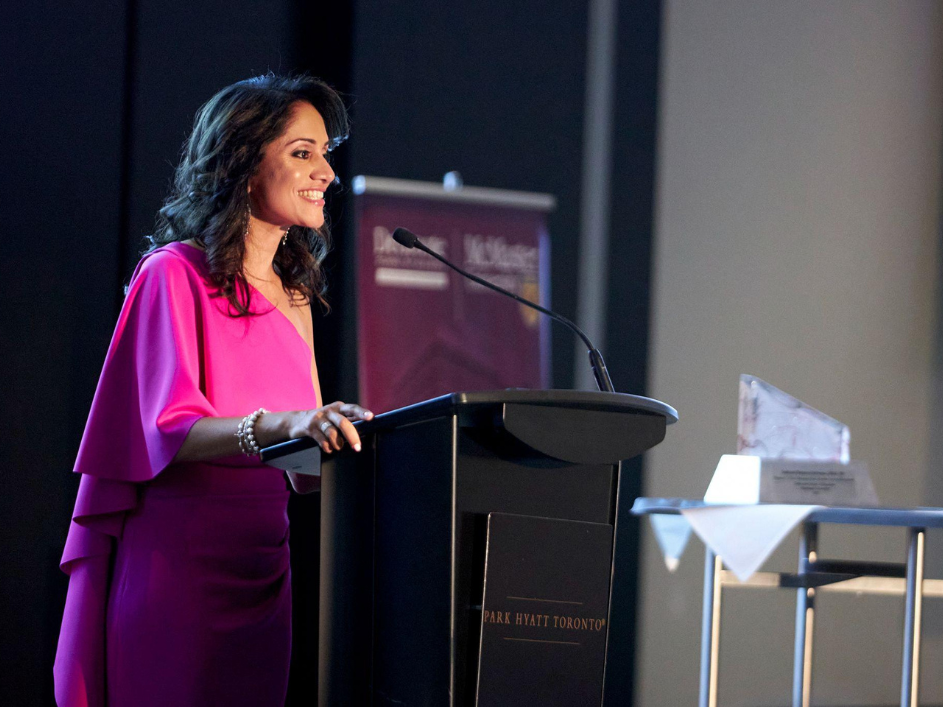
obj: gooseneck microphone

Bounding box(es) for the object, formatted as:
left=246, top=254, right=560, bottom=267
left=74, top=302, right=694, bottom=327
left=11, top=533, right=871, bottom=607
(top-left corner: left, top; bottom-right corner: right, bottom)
left=391, top=227, right=615, bottom=392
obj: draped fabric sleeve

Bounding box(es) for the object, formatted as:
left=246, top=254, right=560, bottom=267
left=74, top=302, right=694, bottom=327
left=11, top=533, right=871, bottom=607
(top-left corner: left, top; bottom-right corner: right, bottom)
left=54, top=249, right=218, bottom=707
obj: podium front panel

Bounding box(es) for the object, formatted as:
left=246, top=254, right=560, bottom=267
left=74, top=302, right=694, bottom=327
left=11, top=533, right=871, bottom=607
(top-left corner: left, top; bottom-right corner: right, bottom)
left=313, top=393, right=675, bottom=706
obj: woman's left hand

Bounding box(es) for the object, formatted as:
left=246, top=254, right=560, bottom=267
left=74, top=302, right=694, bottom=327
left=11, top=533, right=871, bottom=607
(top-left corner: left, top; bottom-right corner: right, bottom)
left=283, top=401, right=374, bottom=454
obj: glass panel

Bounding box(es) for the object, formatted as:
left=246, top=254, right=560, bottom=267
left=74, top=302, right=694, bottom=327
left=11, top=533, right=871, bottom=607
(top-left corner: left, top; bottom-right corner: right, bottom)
left=737, top=374, right=849, bottom=462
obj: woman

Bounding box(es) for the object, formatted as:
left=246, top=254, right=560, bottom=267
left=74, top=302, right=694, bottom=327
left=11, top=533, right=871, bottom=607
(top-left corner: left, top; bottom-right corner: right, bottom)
left=54, top=74, right=371, bottom=707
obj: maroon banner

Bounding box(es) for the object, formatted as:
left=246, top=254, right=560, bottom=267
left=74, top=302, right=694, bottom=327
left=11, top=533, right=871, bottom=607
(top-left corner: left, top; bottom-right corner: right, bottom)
left=356, top=191, right=551, bottom=413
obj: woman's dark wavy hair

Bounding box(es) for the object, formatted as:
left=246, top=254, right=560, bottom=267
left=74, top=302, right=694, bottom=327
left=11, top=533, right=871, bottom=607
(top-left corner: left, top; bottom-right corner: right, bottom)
left=147, top=74, right=349, bottom=314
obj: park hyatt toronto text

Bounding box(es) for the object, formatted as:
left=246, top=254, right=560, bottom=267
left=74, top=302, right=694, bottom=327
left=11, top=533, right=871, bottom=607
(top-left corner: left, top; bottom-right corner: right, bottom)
left=482, top=610, right=607, bottom=632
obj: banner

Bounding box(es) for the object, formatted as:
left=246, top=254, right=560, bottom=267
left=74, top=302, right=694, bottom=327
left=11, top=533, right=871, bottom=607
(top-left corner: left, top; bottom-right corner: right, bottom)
left=355, top=183, right=552, bottom=413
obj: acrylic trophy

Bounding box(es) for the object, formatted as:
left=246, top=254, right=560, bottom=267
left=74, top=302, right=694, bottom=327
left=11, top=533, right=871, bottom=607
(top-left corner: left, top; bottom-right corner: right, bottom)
left=704, top=376, right=876, bottom=506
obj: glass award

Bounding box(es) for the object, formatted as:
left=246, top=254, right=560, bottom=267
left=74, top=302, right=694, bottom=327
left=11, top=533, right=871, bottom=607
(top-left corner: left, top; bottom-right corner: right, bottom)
left=737, top=374, right=850, bottom=463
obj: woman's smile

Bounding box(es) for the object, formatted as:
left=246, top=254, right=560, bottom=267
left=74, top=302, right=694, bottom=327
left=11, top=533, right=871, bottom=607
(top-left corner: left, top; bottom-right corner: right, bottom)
left=298, top=189, right=325, bottom=205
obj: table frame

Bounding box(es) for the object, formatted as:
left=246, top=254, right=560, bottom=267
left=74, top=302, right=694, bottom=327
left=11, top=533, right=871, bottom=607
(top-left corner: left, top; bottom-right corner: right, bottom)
left=633, top=500, right=943, bottom=707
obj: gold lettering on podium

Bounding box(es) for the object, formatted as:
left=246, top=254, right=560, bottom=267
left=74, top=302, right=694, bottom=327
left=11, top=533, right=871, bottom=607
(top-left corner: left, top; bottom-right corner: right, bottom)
left=485, top=608, right=607, bottom=632
left=483, top=595, right=607, bottom=645
left=483, top=610, right=512, bottom=625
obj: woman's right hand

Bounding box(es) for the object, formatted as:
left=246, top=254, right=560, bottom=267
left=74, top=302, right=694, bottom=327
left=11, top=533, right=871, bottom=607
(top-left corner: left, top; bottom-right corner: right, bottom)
left=277, top=402, right=374, bottom=454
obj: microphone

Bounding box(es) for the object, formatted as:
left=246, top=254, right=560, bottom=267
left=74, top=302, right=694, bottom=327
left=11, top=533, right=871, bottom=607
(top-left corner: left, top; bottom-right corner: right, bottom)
left=391, top=227, right=615, bottom=392
left=391, top=228, right=420, bottom=248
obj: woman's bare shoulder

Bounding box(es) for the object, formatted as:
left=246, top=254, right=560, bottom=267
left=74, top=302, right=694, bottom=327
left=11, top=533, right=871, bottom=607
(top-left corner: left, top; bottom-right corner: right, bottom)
left=290, top=293, right=315, bottom=338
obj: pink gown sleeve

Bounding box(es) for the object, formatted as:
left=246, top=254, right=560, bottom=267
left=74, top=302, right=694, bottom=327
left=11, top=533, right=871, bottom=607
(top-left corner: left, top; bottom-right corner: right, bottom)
left=54, top=249, right=218, bottom=707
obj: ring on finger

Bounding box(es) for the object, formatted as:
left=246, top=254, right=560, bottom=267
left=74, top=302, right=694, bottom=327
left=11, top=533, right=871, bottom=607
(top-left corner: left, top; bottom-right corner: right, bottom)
left=319, top=420, right=334, bottom=434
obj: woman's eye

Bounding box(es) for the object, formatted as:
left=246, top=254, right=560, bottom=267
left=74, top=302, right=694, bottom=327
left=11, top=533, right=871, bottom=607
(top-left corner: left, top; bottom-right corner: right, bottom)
left=293, top=150, right=311, bottom=159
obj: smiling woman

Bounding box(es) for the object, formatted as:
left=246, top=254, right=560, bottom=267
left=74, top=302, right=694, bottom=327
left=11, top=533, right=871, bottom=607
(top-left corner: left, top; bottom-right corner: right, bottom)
left=250, top=101, right=335, bottom=233
left=53, top=75, right=373, bottom=707
left=151, top=74, right=347, bottom=315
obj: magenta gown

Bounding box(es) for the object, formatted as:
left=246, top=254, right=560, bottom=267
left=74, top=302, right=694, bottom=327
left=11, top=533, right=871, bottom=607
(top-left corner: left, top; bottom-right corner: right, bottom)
left=54, top=242, right=318, bottom=707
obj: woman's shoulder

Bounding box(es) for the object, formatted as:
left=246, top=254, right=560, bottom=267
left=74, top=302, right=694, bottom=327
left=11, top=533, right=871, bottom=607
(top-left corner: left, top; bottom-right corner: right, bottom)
left=134, top=241, right=209, bottom=284
left=116, top=241, right=222, bottom=333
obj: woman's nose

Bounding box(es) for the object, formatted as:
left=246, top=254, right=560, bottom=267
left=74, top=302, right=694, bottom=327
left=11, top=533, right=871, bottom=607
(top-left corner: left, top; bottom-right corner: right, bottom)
left=312, top=156, right=335, bottom=185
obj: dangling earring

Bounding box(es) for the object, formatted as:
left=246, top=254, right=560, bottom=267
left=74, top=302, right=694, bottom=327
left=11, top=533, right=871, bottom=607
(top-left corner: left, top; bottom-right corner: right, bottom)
left=244, top=200, right=251, bottom=240
left=282, top=228, right=289, bottom=247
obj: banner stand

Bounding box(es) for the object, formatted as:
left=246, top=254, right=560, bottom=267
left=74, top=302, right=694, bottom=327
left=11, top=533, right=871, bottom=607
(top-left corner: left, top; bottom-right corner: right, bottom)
left=352, top=175, right=556, bottom=413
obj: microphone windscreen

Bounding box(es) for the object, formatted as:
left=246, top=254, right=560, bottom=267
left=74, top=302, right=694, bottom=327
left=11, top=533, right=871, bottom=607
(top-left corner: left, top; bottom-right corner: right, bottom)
left=392, top=228, right=419, bottom=249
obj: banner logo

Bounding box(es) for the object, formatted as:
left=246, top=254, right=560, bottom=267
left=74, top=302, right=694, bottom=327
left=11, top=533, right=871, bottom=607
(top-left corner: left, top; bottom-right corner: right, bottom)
left=372, top=226, right=449, bottom=290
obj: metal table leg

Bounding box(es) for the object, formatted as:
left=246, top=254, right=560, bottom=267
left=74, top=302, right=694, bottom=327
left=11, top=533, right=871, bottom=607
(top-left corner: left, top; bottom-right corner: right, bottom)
left=901, top=528, right=926, bottom=707
left=793, top=522, right=818, bottom=707
left=700, top=549, right=723, bottom=707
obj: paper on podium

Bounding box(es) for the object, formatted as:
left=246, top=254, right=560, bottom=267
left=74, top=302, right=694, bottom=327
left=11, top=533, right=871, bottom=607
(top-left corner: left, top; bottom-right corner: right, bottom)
left=261, top=443, right=321, bottom=476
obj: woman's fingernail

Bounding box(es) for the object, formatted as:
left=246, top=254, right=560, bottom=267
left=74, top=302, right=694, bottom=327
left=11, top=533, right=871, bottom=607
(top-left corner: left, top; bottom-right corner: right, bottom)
left=354, top=443, right=362, bottom=452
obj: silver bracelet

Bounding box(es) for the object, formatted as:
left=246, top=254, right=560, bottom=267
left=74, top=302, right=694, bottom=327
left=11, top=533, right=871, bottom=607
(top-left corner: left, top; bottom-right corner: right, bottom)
left=236, top=408, right=268, bottom=457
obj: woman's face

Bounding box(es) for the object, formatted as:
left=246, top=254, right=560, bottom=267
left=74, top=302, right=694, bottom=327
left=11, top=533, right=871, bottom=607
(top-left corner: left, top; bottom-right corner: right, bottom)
left=248, top=101, right=335, bottom=231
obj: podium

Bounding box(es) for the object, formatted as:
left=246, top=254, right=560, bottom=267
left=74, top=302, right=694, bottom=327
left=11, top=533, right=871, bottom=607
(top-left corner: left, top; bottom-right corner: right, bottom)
left=265, top=390, right=676, bottom=706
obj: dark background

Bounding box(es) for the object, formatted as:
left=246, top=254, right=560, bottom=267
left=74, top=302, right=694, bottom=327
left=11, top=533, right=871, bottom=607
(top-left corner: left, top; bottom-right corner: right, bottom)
left=0, top=1, right=660, bottom=703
